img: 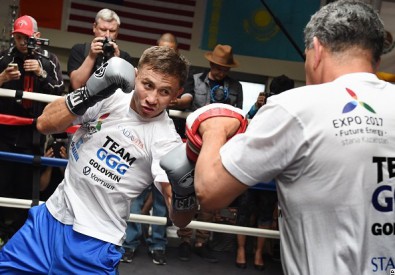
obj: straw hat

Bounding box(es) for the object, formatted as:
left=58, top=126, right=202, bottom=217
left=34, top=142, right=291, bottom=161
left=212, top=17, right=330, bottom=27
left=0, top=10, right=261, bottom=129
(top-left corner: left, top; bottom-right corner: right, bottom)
left=204, top=44, right=239, bottom=68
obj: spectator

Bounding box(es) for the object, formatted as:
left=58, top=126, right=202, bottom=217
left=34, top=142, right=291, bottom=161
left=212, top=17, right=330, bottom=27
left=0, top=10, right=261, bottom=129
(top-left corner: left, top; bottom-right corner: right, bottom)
left=235, top=76, right=292, bottom=270
left=157, top=32, right=179, bottom=54
left=174, top=44, right=243, bottom=111
left=121, top=184, right=168, bottom=265
left=0, top=15, right=64, bottom=246
left=67, top=8, right=135, bottom=90
left=0, top=46, right=193, bottom=274
left=121, top=33, right=181, bottom=266
left=194, top=1, right=392, bottom=274
left=234, top=188, right=278, bottom=270
left=40, top=134, right=69, bottom=201
left=176, top=44, right=243, bottom=263
left=247, top=74, right=294, bottom=119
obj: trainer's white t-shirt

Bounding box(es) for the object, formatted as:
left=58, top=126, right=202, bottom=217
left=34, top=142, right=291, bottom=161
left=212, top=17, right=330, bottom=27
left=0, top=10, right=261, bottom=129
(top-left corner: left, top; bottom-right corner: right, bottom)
left=221, top=73, right=395, bottom=275
left=46, top=90, right=182, bottom=245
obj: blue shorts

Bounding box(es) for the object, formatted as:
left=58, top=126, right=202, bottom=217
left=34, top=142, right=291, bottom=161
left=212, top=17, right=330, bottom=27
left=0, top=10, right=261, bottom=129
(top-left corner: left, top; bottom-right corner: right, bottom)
left=0, top=204, right=122, bottom=274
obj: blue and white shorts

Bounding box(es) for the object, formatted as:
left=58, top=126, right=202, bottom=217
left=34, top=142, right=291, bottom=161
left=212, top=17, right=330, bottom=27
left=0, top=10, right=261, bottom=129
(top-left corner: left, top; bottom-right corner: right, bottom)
left=0, top=203, right=122, bottom=274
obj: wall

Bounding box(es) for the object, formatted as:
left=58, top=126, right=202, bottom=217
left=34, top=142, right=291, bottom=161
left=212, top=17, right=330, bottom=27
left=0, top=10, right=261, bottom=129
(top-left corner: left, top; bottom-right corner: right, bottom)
left=1, top=0, right=394, bottom=86
left=0, top=0, right=306, bottom=84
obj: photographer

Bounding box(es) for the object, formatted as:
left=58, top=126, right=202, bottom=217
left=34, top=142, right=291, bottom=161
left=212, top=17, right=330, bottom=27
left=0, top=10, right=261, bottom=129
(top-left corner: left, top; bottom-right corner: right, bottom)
left=0, top=15, right=64, bottom=246
left=246, top=74, right=294, bottom=119
left=67, top=8, right=135, bottom=90
left=40, top=134, right=68, bottom=201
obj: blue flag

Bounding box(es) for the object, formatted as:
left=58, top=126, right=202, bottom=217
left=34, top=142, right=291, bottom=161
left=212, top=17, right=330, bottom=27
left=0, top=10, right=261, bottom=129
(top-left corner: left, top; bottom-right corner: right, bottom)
left=201, top=0, right=320, bottom=62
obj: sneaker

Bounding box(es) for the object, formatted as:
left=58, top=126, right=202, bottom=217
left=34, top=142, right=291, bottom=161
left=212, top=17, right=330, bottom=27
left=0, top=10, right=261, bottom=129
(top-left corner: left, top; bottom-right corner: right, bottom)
left=149, top=249, right=167, bottom=265
left=120, top=248, right=135, bottom=263
left=194, top=245, right=218, bottom=263
left=178, top=242, right=192, bottom=261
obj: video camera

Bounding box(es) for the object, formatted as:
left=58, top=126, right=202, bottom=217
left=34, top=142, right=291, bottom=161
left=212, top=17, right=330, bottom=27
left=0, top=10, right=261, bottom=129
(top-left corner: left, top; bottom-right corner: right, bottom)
left=102, top=37, right=115, bottom=59
left=26, top=37, right=50, bottom=58
left=27, top=37, right=50, bottom=51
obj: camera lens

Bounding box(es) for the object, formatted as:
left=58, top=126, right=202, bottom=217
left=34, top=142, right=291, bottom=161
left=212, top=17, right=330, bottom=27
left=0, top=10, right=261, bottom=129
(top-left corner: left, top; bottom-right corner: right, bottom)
left=102, top=38, right=115, bottom=58
left=211, top=85, right=229, bottom=103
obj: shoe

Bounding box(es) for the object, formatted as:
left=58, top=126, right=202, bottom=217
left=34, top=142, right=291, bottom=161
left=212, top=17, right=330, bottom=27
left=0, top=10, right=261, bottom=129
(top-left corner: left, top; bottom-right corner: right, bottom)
left=120, top=248, right=135, bottom=263
left=178, top=242, right=192, bottom=261
left=194, top=245, right=218, bottom=263
left=149, top=249, right=167, bottom=265
left=235, top=262, right=247, bottom=269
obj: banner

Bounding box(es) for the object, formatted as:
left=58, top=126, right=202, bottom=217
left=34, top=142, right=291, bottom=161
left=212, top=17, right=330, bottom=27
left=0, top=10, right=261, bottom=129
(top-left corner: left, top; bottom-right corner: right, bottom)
left=201, top=0, right=320, bottom=62
left=67, top=0, right=196, bottom=50
left=19, top=0, right=63, bottom=30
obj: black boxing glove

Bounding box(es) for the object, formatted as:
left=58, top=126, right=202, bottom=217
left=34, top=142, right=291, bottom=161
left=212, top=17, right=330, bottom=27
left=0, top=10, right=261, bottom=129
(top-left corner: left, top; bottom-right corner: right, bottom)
left=160, top=143, right=197, bottom=212
left=66, top=57, right=135, bottom=116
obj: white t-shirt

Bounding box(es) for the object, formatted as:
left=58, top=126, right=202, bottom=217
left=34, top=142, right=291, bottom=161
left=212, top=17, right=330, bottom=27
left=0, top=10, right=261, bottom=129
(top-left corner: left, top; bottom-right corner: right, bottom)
left=221, top=73, right=395, bottom=275
left=46, top=90, right=182, bottom=245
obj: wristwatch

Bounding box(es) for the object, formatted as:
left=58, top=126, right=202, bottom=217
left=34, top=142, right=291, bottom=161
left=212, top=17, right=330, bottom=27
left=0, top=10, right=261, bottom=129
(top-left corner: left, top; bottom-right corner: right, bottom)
left=39, top=68, right=47, bottom=79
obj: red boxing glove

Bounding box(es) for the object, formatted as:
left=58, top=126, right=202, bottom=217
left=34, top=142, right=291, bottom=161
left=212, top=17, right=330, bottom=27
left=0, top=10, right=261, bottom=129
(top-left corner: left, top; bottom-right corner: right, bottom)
left=185, top=103, right=248, bottom=162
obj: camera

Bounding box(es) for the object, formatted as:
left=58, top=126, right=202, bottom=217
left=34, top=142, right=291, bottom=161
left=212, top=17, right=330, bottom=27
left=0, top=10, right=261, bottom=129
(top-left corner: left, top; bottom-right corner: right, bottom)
left=27, top=37, right=50, bottom=51
left=210, top=85, right=229, bottom=103
left=51, top=140, right=65, bottom=159
left=102, top=37, right=115, bottom=59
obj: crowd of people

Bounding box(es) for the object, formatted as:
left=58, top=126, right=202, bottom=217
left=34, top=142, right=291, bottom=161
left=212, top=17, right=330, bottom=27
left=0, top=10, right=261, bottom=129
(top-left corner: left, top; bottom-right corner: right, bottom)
left=0, top=1, right=394, bottom=274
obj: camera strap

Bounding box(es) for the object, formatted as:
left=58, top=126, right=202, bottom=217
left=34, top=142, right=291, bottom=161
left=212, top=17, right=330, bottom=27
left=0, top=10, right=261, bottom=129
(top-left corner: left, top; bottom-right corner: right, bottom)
left=23, top=72, right=34, bottom=109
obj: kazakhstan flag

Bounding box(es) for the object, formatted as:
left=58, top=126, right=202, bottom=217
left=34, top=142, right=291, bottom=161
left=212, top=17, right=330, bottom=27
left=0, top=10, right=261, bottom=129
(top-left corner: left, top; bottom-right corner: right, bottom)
left=200, top=0, right=320, bottom=62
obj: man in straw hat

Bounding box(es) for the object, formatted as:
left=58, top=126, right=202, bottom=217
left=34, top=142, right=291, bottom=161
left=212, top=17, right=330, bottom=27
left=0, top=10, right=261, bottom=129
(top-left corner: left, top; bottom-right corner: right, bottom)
left=170, top=44, right=243, bottom=111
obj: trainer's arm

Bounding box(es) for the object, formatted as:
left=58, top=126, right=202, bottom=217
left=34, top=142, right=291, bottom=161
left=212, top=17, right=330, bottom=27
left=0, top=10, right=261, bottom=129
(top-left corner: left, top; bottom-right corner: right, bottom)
left=160, top=182, right=195, bottom=228
left=195, top=117, right=248, bottom=210
left=36, top=98, right=76, bottom=135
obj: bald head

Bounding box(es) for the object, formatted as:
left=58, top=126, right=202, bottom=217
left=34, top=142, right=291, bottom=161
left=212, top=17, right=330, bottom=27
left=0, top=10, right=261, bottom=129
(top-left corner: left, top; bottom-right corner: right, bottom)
left=157, top=33, right=179, bottom=53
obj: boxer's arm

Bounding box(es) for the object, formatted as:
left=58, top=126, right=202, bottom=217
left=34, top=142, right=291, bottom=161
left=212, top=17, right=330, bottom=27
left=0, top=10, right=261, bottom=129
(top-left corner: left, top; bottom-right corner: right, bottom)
left=36, top=98, right=77, bottom=135
left=37, top=57, right=135, bottom=135
left=195, top=117, right=248, bottom=210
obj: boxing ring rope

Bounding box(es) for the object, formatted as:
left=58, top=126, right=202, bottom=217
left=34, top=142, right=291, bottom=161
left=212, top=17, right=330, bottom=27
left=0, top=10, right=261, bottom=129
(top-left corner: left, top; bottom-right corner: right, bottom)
left=0, top=87, right=281, bottom=239
left=0, top=197, right=280, bottom=239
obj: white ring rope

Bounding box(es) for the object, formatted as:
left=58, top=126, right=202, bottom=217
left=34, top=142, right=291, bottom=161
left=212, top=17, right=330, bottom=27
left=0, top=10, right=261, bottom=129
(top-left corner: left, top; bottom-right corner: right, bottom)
left=0, top=197, right=280, bottom=239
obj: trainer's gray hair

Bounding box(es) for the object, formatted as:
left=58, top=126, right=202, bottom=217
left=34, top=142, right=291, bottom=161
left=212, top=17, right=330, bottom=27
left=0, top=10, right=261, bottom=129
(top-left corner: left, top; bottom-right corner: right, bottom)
left=138, top=46, right=190, bottom=88
left=95, top=8, right=121, bottom=26
left=304, top=0, right=385, bottom=65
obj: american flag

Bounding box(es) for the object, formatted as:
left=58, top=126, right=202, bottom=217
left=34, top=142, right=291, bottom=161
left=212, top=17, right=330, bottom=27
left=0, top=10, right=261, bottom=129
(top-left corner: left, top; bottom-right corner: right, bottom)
left=67, top=0, right=196, bottom=50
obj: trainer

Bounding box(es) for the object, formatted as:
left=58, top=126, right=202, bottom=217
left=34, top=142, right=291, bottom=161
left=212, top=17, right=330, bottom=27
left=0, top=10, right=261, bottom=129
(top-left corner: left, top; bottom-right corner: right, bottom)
left=191, top=1, right=394, bottom=275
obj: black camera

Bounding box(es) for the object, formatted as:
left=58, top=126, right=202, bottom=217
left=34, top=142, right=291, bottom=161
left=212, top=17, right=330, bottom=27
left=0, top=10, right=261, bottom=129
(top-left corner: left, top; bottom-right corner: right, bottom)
left=51, top=140, right=65, bottom=159
left=102, top=37, right=115, bottom=59
left=210, top=85, right=229, bottom=103
left=27, top=37, right=50, bottom=51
